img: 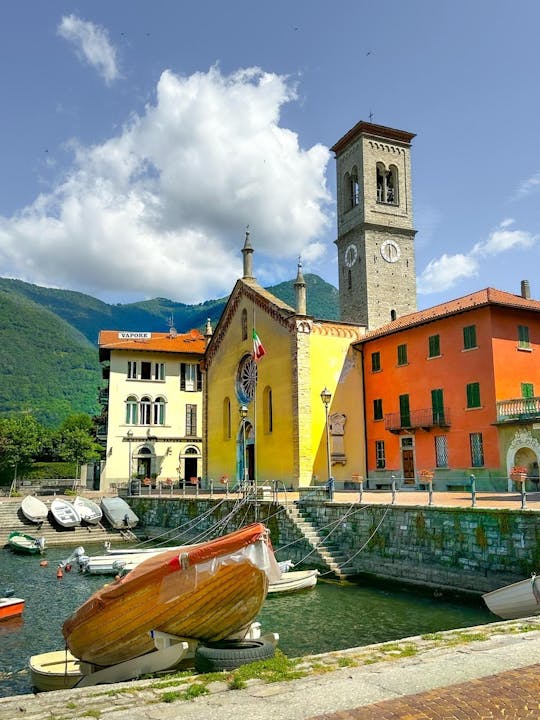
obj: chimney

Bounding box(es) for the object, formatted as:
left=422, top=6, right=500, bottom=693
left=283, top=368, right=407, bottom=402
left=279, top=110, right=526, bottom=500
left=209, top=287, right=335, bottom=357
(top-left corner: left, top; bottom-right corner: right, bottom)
left=294, top=260, right=307, bottom=315
left=521, top=280, right=531, bottom=300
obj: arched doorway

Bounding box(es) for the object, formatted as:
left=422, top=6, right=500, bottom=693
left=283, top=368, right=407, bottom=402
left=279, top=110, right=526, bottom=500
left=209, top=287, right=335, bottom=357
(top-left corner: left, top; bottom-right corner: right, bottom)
left=134, top=446, right=153, bottom=478
left=237, top=420, right=254, bottom=485
left=180, top=446, right=200, bottom=485
left=505, top=429, right=540, bottom=492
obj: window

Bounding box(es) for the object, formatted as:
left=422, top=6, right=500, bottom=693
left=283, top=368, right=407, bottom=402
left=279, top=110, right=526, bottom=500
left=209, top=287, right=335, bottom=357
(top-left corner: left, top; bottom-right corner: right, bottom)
left=431, top=389, right=445, bottom=424
left=466, top=382, right=481, bottom=409
left=518, top=325, right=530, bottom=350
left=127, top=361, right=137, bottom=379
left=522, top=383, right=534, bottom=398
left=371, top=351, right=381, bottom=372
left=350, top=166, right=359, bottom=208
left=223, top=398, right=231, bottom=440
left=373, top=398, right=383, bottom=421
left=140, top=396, right=151, bottom=425
left=154, top=363, right=165, bottom=381
left=470, top=432, right=484, bottom=467
left=463, top=325, right=477, bottom=350
left=399, top=394, right=411, bottom=427
left=241, top=309, right=248, bottom=341
left=153, top=396, right=165, bottom=425
left=428, top=334, right=440, bottom=358
left=141, top=361, right=151, bottom=380
left=263, top=386, right=273, bottom=433
left=376, top=163, right=398, bottom=204
left=125, top=395, right=138, bottom=424
left=375, top=440, right=386, bottom=469
left=435, top=435, right=448, bottom=467
left=185, top=404, right=197, bottom=436
left=181, top=363, right=202, bottom=392
left=397, top=344, right=408, bottom=366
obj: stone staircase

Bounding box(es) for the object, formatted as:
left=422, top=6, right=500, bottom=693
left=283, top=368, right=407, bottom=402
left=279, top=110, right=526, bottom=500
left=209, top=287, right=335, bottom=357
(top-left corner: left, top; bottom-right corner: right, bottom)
left=284, top=503, right=355, bottom=581
left=0, top=497, right=128, bottom=549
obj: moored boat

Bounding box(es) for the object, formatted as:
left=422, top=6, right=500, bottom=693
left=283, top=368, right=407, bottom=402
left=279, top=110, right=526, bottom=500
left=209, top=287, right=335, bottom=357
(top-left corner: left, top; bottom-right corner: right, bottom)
left=62, top=522, right=281, bottom=666
left=29, top=649, right=86, bottom=692
left=8, top=531, right=45, bottom=555
left=21, top=495, right=48, bottom=524
left=482, top=574, right=540, bottom=620
left=267, top=569, right=319, bottom=595
left=50, top=498, right=81, bottom=528
left=73, top=496, right=102, bottom=525
left=0, top=595, right=25, bottom=620
left=100, top=496, right=139, bottom=529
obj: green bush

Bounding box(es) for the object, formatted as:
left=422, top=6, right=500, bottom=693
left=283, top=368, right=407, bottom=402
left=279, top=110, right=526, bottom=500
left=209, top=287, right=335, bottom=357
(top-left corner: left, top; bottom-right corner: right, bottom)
left=24, top=462, right=77, bottom=479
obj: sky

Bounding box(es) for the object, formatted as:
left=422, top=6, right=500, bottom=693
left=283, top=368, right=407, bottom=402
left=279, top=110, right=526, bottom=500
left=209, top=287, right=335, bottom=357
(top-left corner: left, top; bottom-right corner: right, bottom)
left=0, top=1, right=539, bottom=309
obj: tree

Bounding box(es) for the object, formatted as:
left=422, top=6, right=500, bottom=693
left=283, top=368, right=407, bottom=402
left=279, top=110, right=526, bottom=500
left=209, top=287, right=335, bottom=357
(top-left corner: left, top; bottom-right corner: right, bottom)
left=0, top=415, right=43, bottom=483
left=58, top=414, right=103, bottom=478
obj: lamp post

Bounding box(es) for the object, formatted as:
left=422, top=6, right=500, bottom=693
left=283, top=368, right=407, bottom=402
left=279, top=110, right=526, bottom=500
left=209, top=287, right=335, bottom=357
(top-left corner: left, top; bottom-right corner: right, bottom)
left=320, top=387, right=333, bottom=499
left=239, top=405, right=248, bottom=492
left=127, top=430, right=134, bottom=493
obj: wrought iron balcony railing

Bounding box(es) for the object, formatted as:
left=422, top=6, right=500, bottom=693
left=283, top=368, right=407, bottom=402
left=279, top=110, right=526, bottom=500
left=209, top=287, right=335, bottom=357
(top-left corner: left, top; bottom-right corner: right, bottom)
left=384, top=407, right=450, bottom=433
left=496, top=397, right=540, bottom=423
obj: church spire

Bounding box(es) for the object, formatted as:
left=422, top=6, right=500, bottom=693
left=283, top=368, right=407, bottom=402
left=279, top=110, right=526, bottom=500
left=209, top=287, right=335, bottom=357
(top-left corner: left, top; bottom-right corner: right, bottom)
left=241, top=227, right=254, bottom=279
left=294, top=258, right=306, bottom=315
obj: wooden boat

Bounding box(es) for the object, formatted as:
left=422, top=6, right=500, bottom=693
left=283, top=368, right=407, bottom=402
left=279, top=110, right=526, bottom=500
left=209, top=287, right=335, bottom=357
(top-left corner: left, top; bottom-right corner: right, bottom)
left=267, top=569, right=319, bottom=595
left=482, top=574, right=540, bottom=620
left=0, top=595, right=25, bottom=620
left=21, top=495, right=48, bottom=524
left=50, top=498, right=81, bottom=528
left=29, top=649, right=87, bottom=691
left=8, top=531, right=45, bottom=555
left=73, top=496, right=102, bottom=524
left=100, top=496, right=139, bottom=529
left=63, top=522, right=281, bottom=666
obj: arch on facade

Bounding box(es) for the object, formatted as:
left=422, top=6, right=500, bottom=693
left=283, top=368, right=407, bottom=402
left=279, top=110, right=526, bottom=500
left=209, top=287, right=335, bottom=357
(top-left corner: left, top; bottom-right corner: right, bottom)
left=237, top=419, right=255, bottom=484
left=179, top=445, right=201, bottom=485
left=505, top=428, right=540, bottom=491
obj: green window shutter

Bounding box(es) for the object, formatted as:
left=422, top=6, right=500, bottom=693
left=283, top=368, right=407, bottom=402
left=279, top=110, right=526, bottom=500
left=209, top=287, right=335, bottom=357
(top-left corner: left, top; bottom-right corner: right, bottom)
left=522, top=383, right=534, bottom=398
left=399, top=394, right=410, bottom=426
left=463, top=325, right=477, bottom=350
left=428, top=334, right=440, bottom=358
left=431, top=389, right=445, bottom=424
left=373, top=399, right=383, bottom=420
left=518, top=325, right=530, bottom=349
left=371, top=351, right=381, bottom=372
left=397, top=344, right=408, bottom=365
left=466, top=382, right=481, bottom=408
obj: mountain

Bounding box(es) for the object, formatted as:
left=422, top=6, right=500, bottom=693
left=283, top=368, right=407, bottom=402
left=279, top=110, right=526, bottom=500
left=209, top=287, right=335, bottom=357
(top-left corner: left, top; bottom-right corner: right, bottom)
left=0, top=275, right=339, bottom=426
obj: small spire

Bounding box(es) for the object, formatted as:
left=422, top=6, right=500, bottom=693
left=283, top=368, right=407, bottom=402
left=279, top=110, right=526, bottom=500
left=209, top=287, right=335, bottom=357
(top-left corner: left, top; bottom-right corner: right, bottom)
left=294, top=257, right=307, bottom=315
left=204, top=318, right=213, bottom=346
left=242, top=225, right=254, bottom=279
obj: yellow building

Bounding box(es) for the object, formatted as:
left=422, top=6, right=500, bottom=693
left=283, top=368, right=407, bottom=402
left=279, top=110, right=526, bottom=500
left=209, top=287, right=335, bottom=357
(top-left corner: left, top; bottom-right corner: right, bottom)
left=204, top=233, right=366, bottom=489
left=98, top=329, right=206, bottom=491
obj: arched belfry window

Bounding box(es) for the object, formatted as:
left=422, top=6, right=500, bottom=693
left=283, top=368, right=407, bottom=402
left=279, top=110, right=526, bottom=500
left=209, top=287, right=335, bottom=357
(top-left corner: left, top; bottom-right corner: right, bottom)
left=241, top=309, right=248, bottom=341
left=350, top=166, right=359, bottom=207
left=390, top=309, right=397, bottom=321
left=376, top=163, right=399, bottom=205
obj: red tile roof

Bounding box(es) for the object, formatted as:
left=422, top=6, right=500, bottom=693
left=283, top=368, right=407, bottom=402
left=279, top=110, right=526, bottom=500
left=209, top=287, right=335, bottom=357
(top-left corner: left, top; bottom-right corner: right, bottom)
left=355, top=287, right=540, bottom=343
left=98, top=329, right=206, bottom=355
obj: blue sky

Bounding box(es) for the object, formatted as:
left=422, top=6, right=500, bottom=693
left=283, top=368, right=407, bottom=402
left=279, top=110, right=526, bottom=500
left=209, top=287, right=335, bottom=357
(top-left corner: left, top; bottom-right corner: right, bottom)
left=0, top=1, right=538, bottom=309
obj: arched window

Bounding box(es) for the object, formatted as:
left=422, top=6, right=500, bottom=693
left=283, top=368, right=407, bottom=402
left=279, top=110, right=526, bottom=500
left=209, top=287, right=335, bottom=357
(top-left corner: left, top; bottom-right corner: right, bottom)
left=241, top=309, right=248, bottom=341
left=390, top=309, right=397, bottom=321
left=153, top=396, right=165, bottom=425
left=126, top=395, right=138, bottom=424
left=376, top=163, right=399, bottom=205
left=223, top=397, right=231, bottom=440
left=263, top=386, right=273, bottom=433
left=140, top=396, right=151, bottom=425
left=343, top=172, right=350, bottom=212
left=350, top=166, right=359, bottom=207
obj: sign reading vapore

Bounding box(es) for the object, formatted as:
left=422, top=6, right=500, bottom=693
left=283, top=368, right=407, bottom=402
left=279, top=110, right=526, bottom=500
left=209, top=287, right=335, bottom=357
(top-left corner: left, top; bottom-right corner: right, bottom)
left=118, top=332, right=152, bottom=340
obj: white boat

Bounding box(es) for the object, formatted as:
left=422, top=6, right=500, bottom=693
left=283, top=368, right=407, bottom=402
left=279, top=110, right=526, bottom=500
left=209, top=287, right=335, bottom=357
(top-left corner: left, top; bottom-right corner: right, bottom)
left=20, top=495, right=48, bottom=524
left=100, top=496, right=139, bottom=529
left=73, top=496, right=102, bottom=525
left=50, top=498, right=81, bottom=528
left=482, top=574, right=540, bottom=620
left=267, top=569, right=319, bottom=594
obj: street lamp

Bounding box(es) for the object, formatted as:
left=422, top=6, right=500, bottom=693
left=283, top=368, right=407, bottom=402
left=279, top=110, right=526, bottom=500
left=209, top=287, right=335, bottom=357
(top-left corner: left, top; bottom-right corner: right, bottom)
left=320, top=388, right=333, bottom=497
left=239, top=405, right=248, bottom=491
left=127, top=430, right=134, bottom=491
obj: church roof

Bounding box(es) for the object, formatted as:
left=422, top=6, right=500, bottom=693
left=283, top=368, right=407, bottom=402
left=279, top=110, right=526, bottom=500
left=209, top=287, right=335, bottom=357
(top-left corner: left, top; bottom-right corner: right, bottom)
left=98, top=329, right=206, bottom=359
left=331, top=121, right=415, bottom=155
left=355, top=287, right=540, bottom=343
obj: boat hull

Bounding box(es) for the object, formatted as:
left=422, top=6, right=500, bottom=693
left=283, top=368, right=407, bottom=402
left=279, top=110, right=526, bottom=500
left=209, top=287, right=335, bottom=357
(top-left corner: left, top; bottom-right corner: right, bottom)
left=0, top=597, right=25, bottom=620
left=100, top=497, right=139, bottom=529
left=482, top=575, right=540, bottom=620
left=8, top=531, right=45, bottom=555
left=63, top=523, right=278, bottom=666
left=21, top=495, right=48, bottom=524
left=29, top=650, right=88, bottom=692
left=267, top=569, right=319, bottom=594
left=73, top=496, right=102, bottom=524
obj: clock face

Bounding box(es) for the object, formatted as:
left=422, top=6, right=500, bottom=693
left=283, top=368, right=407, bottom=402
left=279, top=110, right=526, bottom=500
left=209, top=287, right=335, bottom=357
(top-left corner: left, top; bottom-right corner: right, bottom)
left=344, top=243, right=358, bottom=267
left=380, top=239, right=401, bottom=263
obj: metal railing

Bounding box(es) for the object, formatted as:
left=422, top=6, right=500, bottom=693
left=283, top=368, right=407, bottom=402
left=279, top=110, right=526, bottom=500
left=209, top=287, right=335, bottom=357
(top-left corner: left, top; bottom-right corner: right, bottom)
left=384, top=407, right=450, bottom=431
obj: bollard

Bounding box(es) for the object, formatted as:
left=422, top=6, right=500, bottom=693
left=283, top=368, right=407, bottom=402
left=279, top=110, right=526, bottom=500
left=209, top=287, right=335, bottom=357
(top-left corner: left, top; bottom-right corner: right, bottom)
left=210, top=479, right=214, bottom=497
left=391, top=475, right=397, bottom=504
left=520, top=482, right=527, bottom=509
left=428, top=481, right=433, bottom=506
left=182, top=479, right=186, bottom=497
left=359, top=479, right=363, bottom=504
left=470, top=474, right=476, bottom=507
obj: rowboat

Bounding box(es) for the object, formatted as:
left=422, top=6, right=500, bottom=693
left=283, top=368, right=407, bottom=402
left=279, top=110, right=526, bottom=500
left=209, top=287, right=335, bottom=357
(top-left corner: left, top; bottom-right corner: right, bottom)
left=21, top=495, right=48, bottom=524
left=50, top=498, right=81, bottom=528
left=0, top=595, right=25, bottom=621
left=482, top=574, right=540, bottom=620
left=8, top=531, right=45, bottom=555
left=63, top=523, right=280, bottom=666
left=267, top=569, right=319, bottom=594
left=100, top=496, right=139, bottom=529
left=29, top=649, right=87, bottom=692
left=73, top=496, right=102, bottom=525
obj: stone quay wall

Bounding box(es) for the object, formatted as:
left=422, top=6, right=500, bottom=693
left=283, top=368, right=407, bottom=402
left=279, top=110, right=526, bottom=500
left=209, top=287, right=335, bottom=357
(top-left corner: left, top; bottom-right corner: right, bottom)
left=128, top=497, right=539, bottom=594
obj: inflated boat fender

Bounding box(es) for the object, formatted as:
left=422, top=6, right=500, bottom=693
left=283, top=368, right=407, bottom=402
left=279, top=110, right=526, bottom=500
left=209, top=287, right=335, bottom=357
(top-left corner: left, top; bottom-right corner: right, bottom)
left=194, top=639, right=275, bottom=673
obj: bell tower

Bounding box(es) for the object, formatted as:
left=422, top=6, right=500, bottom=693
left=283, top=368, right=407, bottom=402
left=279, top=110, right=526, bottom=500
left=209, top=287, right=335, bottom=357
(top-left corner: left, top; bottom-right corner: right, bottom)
left=332, top=121, right=417, bottom=330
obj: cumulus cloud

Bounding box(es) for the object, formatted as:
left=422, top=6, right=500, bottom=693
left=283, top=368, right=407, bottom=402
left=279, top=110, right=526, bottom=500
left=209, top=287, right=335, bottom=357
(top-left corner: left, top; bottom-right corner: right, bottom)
left=515, top=172, right=540, bottom=199
left=58, top=15, right=120, bottom=85
left=0, top=67, right=331, bottom=303
left=418, top=219, right=537, bottom=294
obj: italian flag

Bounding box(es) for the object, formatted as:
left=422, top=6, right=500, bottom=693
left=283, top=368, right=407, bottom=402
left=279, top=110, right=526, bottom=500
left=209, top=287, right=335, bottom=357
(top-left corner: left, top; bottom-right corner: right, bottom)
left=252, top=329, right=266, bottom=361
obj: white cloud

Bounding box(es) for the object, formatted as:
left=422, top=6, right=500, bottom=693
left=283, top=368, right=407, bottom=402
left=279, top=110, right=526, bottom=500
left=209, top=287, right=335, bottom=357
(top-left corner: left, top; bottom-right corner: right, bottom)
left=0, top=67, right=331, bottom=303
left=515, top=172, right=540, bottom=199
left=58, top=15, right=120, bottom=85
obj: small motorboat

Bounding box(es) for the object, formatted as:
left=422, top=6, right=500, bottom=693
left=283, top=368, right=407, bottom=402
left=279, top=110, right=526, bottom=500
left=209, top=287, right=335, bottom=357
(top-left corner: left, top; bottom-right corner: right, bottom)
left=73, top=496, right=102, bottom=525
left=50, top=498, right=81, bottom=528
left=21, top=495, right=48, bottom=524
left=8, top=531, right=45, bottom=555
left=0, top=595, right=25, bottom=621
left=267, top=569, right=319, bottom=595
left=100, top=496, right=139, bottom=529
left=482, top=574, right=540, bottom=620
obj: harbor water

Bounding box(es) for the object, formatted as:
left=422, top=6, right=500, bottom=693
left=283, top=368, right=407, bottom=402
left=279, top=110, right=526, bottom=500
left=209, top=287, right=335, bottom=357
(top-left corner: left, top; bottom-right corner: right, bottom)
left=0, top=545, right=495, bottom=698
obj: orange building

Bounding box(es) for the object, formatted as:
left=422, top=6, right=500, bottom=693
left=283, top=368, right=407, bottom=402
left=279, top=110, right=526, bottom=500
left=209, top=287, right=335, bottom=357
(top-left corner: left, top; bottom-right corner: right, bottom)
left=356, top=284, right=540, bottom=491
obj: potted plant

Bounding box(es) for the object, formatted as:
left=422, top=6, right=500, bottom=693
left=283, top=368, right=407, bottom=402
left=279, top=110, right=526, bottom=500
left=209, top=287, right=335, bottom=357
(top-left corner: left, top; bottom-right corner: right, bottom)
left=510, top=466, right=527, bottom=483
left=418, top=469, right=434, bottom=483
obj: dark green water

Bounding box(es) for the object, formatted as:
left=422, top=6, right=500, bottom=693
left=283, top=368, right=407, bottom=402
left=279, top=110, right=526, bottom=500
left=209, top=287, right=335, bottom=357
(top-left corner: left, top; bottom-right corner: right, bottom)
left=0, top=546, right=495, bottom=697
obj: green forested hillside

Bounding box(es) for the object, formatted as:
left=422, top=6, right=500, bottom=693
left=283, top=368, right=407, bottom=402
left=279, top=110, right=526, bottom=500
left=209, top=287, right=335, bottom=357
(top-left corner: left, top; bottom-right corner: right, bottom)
left=0, top=274, right=339, bottom=427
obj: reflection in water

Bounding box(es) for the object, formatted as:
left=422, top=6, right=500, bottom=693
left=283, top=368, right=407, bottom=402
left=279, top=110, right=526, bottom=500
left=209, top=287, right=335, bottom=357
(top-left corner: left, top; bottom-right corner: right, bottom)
left=0, top=546, right=494, bottom=697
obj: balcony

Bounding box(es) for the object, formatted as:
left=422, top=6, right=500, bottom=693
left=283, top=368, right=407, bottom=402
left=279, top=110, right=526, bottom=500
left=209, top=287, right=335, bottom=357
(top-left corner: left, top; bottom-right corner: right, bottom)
left=384, top=408, right=450, bottom=433
left=496, top=397, right=540, bottom=424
